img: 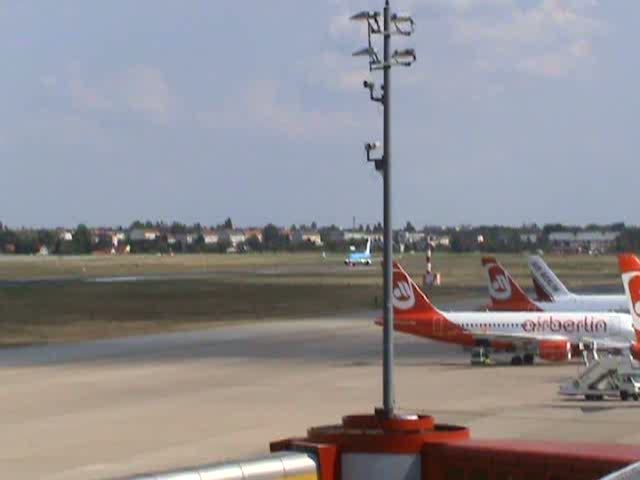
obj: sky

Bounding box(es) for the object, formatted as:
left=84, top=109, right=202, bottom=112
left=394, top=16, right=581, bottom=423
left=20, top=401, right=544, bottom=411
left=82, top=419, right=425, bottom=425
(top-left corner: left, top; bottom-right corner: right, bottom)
left=0, top=1, right=638, bottom=228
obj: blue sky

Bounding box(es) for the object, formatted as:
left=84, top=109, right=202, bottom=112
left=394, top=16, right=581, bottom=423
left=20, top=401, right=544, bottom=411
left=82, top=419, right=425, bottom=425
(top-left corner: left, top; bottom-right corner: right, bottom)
left=0, top=1, right=638, bottom=228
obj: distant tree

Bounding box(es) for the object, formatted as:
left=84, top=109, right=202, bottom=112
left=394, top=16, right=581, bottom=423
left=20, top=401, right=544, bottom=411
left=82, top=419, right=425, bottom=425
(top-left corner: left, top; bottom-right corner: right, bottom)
left=246, top=234, right=262, bottom=252
left=73, top=224, right=92, bottom=254
left=262, top=224, right=289, bottom=251
left=169, top=222, right=187, bottom=234
left=616, top=228, right=640, bottom=252
left=15, top=231, right=39, bottom=254
left=290, top=224, right=298, bottom=232
left=37, top=229, right=58, bottom=251
left=223, top=217, right=233, bottom=229
left=405, top=221, right=416, bottom=233
left=311, top=221, right=318, bottom=230
left=217, top=239, right=232, bottom=253
left=366, top=224, right=372, bottom=233
left=130, top=220, right=145, bottom=229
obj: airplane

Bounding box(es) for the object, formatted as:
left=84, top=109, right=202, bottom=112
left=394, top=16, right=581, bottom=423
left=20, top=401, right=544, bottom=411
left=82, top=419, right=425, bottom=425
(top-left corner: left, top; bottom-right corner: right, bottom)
left=528, top=254, right=628, bottom=312
left=619, top=253, right=640, bottom=361
left=482, top=256, right=629, bottom=313
left=382, top=261, right=637, bottom=365
left=344, top=238, right=372, bottom=266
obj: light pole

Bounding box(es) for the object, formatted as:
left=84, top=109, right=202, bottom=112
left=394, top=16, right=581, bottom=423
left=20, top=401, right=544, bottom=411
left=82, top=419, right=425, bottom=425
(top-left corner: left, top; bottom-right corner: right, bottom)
left=351, top=1, right=416, bottom=418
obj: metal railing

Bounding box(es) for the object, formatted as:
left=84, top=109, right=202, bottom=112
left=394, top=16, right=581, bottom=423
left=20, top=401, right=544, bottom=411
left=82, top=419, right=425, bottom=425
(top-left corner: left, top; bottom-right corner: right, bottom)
left=124, top=451, right=318, bottom=480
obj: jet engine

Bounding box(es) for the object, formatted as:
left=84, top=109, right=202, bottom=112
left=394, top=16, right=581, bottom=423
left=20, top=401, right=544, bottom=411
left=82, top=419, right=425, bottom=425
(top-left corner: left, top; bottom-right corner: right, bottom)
left=538, top=340, right=572, bottom=362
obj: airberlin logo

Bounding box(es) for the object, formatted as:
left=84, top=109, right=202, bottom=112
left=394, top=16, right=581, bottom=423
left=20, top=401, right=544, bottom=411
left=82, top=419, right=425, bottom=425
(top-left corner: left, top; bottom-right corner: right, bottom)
left=393, top=278, right=415, bottom=310
left=629, top=274, right=640, bottom=317
left=522, top=317, right=607, bottom=334
left=487, top=266, right=511, bottom=301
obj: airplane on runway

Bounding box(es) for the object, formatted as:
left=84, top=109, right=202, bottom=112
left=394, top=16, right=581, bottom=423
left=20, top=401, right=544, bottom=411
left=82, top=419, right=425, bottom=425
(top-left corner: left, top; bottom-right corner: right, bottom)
left=382, top=261, right=638, bottom=365
left=528, top=254, right=628, bottom=312
left=482, top=256, right=628, bottom=313
left=345, top=238, right=372, bottom=266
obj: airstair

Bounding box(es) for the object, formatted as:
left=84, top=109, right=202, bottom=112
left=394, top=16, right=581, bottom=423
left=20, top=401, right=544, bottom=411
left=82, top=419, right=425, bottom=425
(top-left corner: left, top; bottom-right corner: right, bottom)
left=559, top=354, right=640, bottom=400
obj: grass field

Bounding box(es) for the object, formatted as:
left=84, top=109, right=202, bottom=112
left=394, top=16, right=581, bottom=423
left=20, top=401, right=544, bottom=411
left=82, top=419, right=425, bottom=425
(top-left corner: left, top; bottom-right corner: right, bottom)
left=0, top=252, right=627, bottom=346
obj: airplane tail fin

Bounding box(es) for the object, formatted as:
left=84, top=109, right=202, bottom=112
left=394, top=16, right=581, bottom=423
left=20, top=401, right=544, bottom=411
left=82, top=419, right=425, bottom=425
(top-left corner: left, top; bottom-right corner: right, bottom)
left=392, top=261, right=441, bottom=317
left=365, top=238, right=371, bottom=256
left=528, top=255, right=571, bottom=301
left=482, top=256, right=541, bottom=311
left=618, top=254, right=640, bottom=341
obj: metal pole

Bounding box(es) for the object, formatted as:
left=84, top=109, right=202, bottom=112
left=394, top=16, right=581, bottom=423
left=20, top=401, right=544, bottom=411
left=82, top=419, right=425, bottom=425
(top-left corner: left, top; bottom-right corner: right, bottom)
left=382, top=0, right=394, bottom=417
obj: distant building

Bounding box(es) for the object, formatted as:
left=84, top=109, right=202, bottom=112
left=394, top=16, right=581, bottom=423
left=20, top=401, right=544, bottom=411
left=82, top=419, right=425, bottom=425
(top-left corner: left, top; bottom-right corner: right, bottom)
left=291, top=230, right=323, bottom=246
left=129, top=229, right=160, bottom=242
left=202, top=230, right=219, bottom=245
left=520, top=233, right=539, bottom=244
left=219, top=229, right=246, bottom=249
left=58, top=230, right=73, bottom=241
left=431, top=235, right=450, bottom=248
left=548, top=231, right=620, bottom=253
left=243, top=229, right=263, bottom=243
left=91, top=228, right=125, bottom=247
left=175, top=233, right=198, bottom=246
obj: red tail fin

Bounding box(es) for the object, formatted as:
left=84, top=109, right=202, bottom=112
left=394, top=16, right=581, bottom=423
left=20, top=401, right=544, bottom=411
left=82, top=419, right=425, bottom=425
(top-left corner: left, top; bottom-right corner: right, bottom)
left=392, top=262, right=441, bottom=316
left=481, top=257, right=541, bottom=311
left=619, top=254, right=640, bottom=343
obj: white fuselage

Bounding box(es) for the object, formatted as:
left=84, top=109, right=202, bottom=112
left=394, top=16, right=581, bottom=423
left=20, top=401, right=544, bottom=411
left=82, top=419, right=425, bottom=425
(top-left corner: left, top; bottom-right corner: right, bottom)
left=446, top=311, right=635, bottom=348
left=534, top=294, right=628, bottom=314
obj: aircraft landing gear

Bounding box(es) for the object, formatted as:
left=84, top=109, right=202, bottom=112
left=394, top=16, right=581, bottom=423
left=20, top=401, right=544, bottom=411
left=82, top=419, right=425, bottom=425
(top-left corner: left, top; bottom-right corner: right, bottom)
left=580, top=341, right=599, bottom=366
left=510, top=356, right=523, bottom=366
left=471, top=347, right=493, bottom=366
left=523, top=354, right=535, bottom=365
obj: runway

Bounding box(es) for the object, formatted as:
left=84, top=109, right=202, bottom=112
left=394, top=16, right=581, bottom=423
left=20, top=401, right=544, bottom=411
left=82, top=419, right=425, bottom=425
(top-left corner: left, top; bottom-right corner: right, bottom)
left=2, top=315, right=640, bottom=479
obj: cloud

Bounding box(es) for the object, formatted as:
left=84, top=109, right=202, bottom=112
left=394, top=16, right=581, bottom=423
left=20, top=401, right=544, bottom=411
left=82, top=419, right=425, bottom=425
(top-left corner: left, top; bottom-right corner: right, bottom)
left=199, top=79, right=359, bottom=140
left=68, top=64, right=174, bottom=122
left=517, top=39, right=593, bottom=77
left=304, top=51, right=371, bottom=92
left=451, top=0, right=604, bottom=77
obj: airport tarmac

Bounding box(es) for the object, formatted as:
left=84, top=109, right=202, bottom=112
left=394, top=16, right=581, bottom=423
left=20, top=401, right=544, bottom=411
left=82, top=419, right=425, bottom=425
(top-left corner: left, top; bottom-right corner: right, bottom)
left=2, top=315, right=640, bottom=480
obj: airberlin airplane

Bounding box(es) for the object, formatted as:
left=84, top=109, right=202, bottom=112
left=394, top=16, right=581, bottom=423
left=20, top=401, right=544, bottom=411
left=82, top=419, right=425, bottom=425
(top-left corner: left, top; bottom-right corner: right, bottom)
left=482, top=256, right=629, bottom=313
left=528, top=255, right=628, bottom=312
left=386, top=261, right=637, bottom=365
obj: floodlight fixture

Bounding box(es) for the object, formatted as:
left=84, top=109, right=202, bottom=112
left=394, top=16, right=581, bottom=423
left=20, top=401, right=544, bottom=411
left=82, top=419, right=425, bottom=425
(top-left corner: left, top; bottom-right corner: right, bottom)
left=353, top=47, right=382, bottom=71
left=391, top=48, right=416, bottom=66
left=352, top=47, right=377, bottom=58
left=350, top=10, right=382, bottom=33
left=390, top=13, right=415, bottom=35
left=350, top=11, right=378, bottom=22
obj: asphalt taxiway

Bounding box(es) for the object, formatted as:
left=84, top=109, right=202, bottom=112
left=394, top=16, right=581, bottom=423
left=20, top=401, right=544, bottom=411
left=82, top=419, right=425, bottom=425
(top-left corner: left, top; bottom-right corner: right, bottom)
left=2, top=315, right=640, bottom=479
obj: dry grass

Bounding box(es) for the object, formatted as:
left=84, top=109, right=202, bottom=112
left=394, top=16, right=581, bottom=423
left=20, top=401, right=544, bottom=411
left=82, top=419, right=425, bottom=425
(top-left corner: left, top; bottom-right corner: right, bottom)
left=0, top=252, right=626, bottom=346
